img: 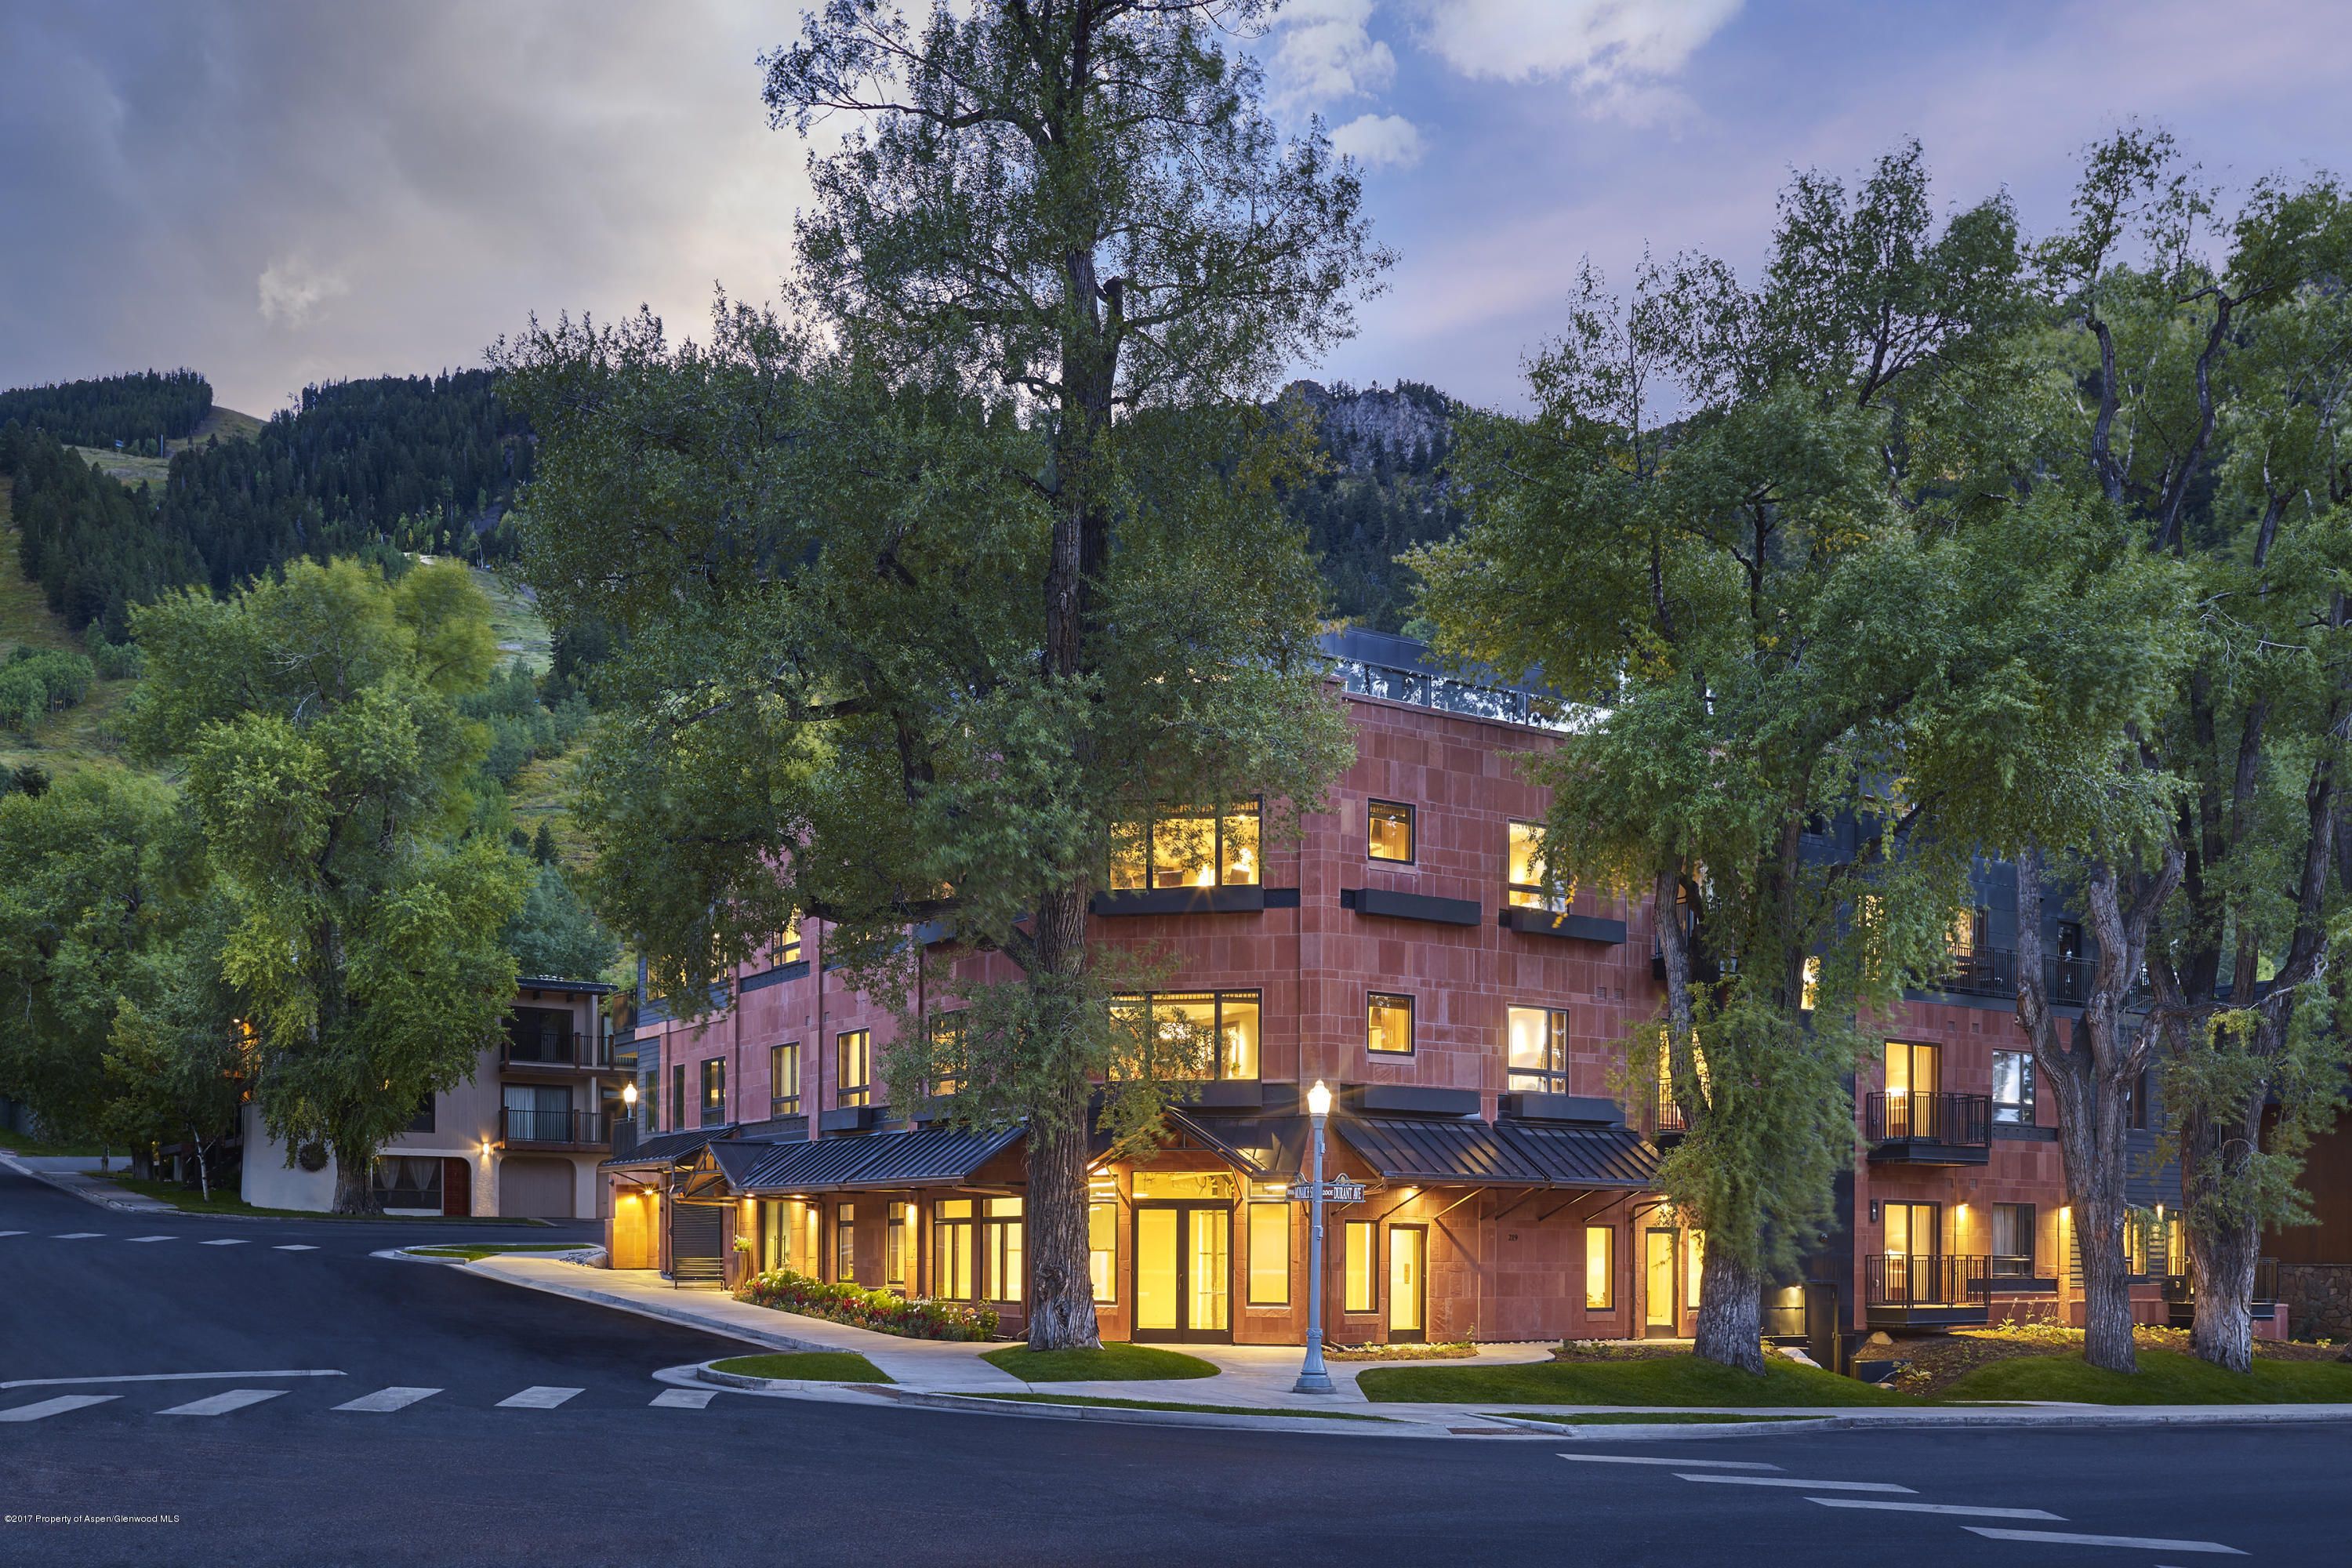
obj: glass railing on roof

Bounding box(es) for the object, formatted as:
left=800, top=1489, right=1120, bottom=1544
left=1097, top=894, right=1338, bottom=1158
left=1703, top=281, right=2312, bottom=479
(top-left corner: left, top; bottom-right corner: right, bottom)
left=1318, top=628, right=1577, bottom=731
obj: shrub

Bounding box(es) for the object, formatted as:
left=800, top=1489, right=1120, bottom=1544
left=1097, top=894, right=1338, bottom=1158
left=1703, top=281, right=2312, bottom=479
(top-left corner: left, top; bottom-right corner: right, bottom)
left=0, top=648, right=96, bottom=731
left=735, top=1267, right=999, bottom=1341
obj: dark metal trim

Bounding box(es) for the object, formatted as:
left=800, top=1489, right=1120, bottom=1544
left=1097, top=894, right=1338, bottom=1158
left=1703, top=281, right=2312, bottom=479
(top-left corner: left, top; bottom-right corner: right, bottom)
left=1091, top=887, right=1269, bottom=916
left=1345, top=887, right=1481, bottom=926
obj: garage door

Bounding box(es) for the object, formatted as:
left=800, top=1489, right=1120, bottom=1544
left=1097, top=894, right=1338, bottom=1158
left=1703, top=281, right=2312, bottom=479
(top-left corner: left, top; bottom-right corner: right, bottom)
left=499, top=1156, right=576, bottom=1218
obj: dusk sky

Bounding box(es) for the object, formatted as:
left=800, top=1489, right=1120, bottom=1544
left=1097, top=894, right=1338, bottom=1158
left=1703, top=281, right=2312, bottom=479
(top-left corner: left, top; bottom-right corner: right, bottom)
left=2, top=0, right=2345, bottom=417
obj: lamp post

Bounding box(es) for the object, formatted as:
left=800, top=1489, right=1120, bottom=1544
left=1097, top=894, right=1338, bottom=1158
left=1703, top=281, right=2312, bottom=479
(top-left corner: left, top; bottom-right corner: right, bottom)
left=1294, top=1080, right=1335, bottom=1394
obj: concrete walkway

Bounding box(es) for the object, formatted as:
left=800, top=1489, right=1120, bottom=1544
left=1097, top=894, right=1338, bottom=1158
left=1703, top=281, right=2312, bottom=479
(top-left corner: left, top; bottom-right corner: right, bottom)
left=0, top=1152, right=175, bottom=1212
left=461, top=1257, right=2352, bottom=1433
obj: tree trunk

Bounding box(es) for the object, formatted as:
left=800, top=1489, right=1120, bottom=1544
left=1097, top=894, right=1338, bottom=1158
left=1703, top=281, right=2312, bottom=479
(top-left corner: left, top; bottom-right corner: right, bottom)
left=2186, top=1212, right=2259, bottom=1374
left=332, top=1142, right=381, bottom=1215
left=1022, top=880, right=1102, bottom=1352
left=1693, top=1246, right=1766, bottom=1374
left=2072, top=1185, right=2137, bottom=1374
left=189, top=1121, right=209, bottom=1203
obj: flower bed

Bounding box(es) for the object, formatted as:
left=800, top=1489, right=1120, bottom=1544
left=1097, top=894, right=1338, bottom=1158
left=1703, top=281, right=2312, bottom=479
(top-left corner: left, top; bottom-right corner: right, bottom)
left=735, top=1268, right=999, bottom=1341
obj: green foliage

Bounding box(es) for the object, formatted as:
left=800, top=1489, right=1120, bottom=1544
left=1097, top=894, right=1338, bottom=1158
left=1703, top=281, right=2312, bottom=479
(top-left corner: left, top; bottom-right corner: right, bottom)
left=457, top=658, right=587, bottom=786
left=0, top=646, right=96, bottom=732
left=979, top=1343, right=1220, bottom=1382
left=1357, top=1356, right=1917, bottom=1407
left=707, top=1352, right=895, bottom=1384
left=506, top=862, right=617, bottom=981
left=0, top=369, right=212, bottom=447
left=128, top=557, right=528, bottom=1210
left=735, top=1267, right=998, bottom=1341
left=1935, top=1347, right=2352, bottom=1405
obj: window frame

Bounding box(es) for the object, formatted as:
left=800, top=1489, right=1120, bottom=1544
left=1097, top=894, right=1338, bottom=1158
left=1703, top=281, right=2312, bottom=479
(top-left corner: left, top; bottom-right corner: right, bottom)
left=885, top=1200, right=913, bottom=1292
left=1247, top=1200, right=1291, bottom=1306
left=1583, top=1225, right=1615, bottom=1309
left=1988, top=1202, right=2037, bottom=1277
left=1366, top=799, right=1416, bottom=865
left=1505, top=1004, right=1567, bottom=1093
left=982, top=1196, right=1025, bottom=1304
left=834, top=1202, right=856, bottom=1283
left=1109, top=800, right=1264, bottom=891
left=1109, top=989, right=1263, bottom=1080
left=1343, top=1220, right=1377, bottom=1312
left=699, top=1058, right=726, bottom=1126
left=670, top=1063, right=686, bottom=1134
left=1991, top=1048, right=2034, bottom=1126
left=770, top=1041, right=801, bottom=1117
left=1088, top=1199, right=1117, bottom=1304
left=837, top=1029, right=872, bottom=1109
left=1367, top=992, right=1415, bottom=1057
left=1506, top=819, right=1568, bottom=912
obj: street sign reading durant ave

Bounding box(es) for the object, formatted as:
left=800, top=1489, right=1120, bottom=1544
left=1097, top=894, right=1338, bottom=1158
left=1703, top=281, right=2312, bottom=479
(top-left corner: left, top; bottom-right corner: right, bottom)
left=1287, top=1180, right=1366, bottom=1205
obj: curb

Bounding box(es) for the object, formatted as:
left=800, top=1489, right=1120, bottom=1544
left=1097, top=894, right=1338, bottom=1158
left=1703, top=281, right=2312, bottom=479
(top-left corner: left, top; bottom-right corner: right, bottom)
left=698, top=1361, right=896, bottom=1394
left=1482, top=1414, right=1839, bottom=1440
left=461, top=1261, right=808, bottom=1352
left=867, top=1386, right=1482, bottom=1438
left=378, top=1245, right=608, bottom=1267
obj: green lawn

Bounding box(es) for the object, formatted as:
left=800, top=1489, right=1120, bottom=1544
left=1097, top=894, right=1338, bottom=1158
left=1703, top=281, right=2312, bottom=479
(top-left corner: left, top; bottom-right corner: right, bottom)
left=1936, top=1348, right=2352, bottom=1406
left=710, top=1352, right=893, bottom=1385
left=1359, top=1354, right=1918, bottom=1407
left=1490, top=1410, right=1828, bottom=1425
left=404, top=1243, right=590, bottom=1261
left=981, top=1343, right=1221, bottom=1382
left=967, top=1392, right=1388, bottom=1420
left=93, top=1176, right=333, bottom=1218
left=0, top=1134, right=112, bottom=1158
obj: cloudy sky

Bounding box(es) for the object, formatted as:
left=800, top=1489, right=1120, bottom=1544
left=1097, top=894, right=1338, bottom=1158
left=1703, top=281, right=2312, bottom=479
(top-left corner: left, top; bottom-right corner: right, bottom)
left=2, top=0, right=2345, bottom=416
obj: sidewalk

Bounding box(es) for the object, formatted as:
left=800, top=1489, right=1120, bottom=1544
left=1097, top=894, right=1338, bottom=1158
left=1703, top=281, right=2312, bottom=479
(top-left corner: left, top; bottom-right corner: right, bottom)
left=462, top=1256, right=2352, bottom=1435
left=0, top=1152, right=176, bottom=1212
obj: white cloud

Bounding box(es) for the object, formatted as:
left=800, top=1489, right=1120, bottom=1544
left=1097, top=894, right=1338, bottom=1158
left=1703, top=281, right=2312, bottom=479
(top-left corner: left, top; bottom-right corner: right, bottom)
left=1330, top=112, right=1426, bottom=169
left=1414, top=0, right=1742, bottom=90
left=1271, top=0, right=1395, bottom=111
left=256, top=256, right=350, bottom=328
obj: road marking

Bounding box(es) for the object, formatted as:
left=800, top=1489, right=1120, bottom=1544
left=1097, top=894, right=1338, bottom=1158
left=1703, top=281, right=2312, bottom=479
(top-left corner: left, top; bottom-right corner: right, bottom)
left=1810, top=1499, right=2064, bottom=1519
left=272, top=1244, right=319, bottom=1251
left=52, top=1232, right=104, bottom=1239
left=1558, top=1454, right=1780, bottom=1471
left=1965, top=1527, right=2245, bottom=1555
left=333, top=1387, right=441, bottom=1413
left=650, top=1389, right=716, bottom=1409
left=1678, top=1475, right=1914, bottom=1494
left=158, top=1388, right=291, bottom=1416
left=200, top=1239, right=249, bottom=1246
left=495, top=1386, right=584, bottom=1409
left=0, top=1370, right=343, bottom=1391
left=0, top=1395, right=121, bottom=1423
left=0, top=1230, right=26, bottom=1237
left=125, top=1235, right=178, bottom=1243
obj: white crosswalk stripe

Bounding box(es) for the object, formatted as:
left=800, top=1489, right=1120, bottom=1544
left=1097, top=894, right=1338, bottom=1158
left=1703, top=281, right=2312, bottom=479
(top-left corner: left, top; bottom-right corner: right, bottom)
left=1678, top=1475, right=1913, bottom=1494
left=158, top=1388, right=290, bottom=1416
left=272, top=1244, right=318, bottom=1251
left=1965, top=1527, right=2244, bottom=1555
left=1559, top=1454, right=1780, bottom=1471
left=126, top=1236, right=177, bottom=1243
left=199, top=1239, right=249, bottom=1246
left=0, top=1395, right=120, bottom=1422
left=650, top=1389, right=716, bottom=1409
left=52, top=1232, right=104, bottom=1239
left=495, top=1386, right=583, bottom=1409
left=0, top=1230, right=27, bottom=1237
left=1810, top=1499, right=2063, bottom=1519
left=333, top=1387, right=441, bottom=1413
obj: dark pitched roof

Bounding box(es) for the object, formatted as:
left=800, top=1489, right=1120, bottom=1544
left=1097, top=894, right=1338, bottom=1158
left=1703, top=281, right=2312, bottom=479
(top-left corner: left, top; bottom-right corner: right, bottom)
left=600, top=1126, right=735, bottom=1171
left=1162, top=1110, right=1308, bottom=1179
left=1336, top=1116, right=1658, bottom=1189
left=739, top=1125, right=1024, bottom=1195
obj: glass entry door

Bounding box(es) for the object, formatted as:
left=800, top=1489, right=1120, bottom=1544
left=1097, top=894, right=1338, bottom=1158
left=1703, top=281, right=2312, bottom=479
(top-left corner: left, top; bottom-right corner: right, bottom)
left=1133, top=1204, right=1232, bottom=1342
left=1644, top=1229, right=1678, bottom=1338
left=1388, top=1225, right=1427, bottom=1343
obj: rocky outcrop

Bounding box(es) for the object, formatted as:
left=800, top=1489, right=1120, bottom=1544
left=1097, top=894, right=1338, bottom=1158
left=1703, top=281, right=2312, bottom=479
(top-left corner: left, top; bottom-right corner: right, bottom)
left=1279, top=379, right=1454, bottom=474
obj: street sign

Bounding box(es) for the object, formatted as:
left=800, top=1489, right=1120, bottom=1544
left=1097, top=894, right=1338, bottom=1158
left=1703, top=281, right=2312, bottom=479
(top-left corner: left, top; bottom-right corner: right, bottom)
left=1287, top=1180, right=1365, bottom=1206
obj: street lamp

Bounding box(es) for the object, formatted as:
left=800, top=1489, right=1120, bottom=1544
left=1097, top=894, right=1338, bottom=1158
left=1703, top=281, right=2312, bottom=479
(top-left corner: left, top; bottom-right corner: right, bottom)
left=622, top=1080, right=637, bottom=1108
left=1294, top=1079, right=1335, bottom=1394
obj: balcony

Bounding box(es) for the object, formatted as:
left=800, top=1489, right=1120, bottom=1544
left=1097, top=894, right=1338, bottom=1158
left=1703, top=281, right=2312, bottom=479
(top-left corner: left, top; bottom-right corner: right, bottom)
left=1939, top=945, right=2015, bottom=999
left=1864, top=1253, right=1991, bottom=1327
left=502, top=1040, right=613, bottom=1073
left=1864, top=1091, right=1992, bottom=1165
left=499, top=1108, right=612, bottom=1152
left=2162, top=1258, right=2280, bottom=1329
left=1651, top=1097, right=1690, bottom=1147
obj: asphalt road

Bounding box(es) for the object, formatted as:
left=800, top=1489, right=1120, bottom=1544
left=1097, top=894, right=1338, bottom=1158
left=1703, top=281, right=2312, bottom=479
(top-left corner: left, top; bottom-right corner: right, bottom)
left=3, top=1163, right=2347, bottom=1567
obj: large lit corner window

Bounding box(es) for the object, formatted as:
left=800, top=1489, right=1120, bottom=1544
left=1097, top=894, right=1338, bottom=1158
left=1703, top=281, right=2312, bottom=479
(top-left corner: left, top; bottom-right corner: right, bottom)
left=837, top=1029, right=872, bottom=1108
left=770, top=1042, right=800, bottom=1116
left=1507, top=1006, right=1567, bottom=1093
left=1112, top=990, right=1261, bottom=1080
left=1108, top=801, right=1261, bottom=890
left=1367, top=800, right=1415, bottom=863
left=1368, top=993, right=1414, bottom=1056
left=1991, top=1049, right=2034, bottom=1125
left=1508, top=821, right=1568, bottom=911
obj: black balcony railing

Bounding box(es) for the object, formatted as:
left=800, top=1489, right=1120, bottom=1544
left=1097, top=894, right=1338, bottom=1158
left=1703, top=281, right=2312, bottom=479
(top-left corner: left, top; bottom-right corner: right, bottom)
left=2162, top=1258, right=2280, bottom=1307
left=1942, top=945, right=2015, bottom=998
left=1989, top=1254, right=2038, bottom=1279
left=1864, top=1253, right=1991, bottom=1307
left=1865, top=1091, right=1992, bottom=1145
left=500, top=1108, right=612, bottom=1147
left=1653, top=1097, right=1689, bottom=1139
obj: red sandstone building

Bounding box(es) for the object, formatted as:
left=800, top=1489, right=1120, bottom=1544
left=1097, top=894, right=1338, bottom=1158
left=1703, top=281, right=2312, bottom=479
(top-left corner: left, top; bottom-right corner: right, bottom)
left=604, top=630, right=2238, bottom=1362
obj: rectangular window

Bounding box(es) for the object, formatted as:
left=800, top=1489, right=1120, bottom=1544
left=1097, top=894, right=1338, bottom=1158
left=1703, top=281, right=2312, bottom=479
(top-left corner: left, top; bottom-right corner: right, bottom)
left=2126, top=1069, right=2153, bottom=1131
left=886, top=1201, right=912, bottom=1291
left=837, top=1029, right=871, bottom=1108
left=934, top=1198, right=975, bottom=1301
left=835, top=1203, right=856, bottom=1283
left=983, top=1196, right=1025, bottom=1304
left=699, top=1058, right=726, bottom=1126
left=1507, top=820, right=1567, bottom=911
left=1989, top=1203, right=2036, bottom=1276
left=929, top=1014, right=964, bottom=1098
left=1367, top=993, right=1414, bottom=1056
left=770, top=1042, right=801, bottom=1116
left=407, top=1094, right=435, bottom=1134
left=1506, top=1005, right=1566, bottom=1092
left=1686, top=1229, right=1706, bottom=1309
left=1584, top=1225, right=1614, bottom=1309
left=1367, top=800, right=1415, bottom=862
left=1109, top=990, right=1261, bottom=1080
left=1247, top=1202, right=1290, bottom=1305
left=1801, top=956, right=1820, bottom=1013
left=775, top=913, right=801, bottom=967
left=1991, top=1050, right=2034, bottom=1125
left=1108, top=802, right=1263, bottom=890
left=1344, top=1221, right=1376, bottom=1312
left=1089, top=1200, right=1117, bottom=1304
left=762, top=1200, right=799, bottom=1274
left=641, top=1069, right=658, bottom=1131
left=670, top=1064, right=685, bottom=1133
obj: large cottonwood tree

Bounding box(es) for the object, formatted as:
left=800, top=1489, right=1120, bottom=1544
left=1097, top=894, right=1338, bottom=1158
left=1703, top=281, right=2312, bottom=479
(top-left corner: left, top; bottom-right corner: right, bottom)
left=501, top=0, right=1380, bottom=1348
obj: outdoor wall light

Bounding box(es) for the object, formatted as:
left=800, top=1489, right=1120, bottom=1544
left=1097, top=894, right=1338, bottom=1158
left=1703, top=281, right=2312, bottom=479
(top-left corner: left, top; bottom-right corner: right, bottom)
left=622, top=1081, right=637, bottom=1106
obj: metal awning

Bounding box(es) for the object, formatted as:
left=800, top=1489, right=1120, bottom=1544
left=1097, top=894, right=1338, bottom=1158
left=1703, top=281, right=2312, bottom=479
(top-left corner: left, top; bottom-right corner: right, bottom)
left=1160, top=1110, right=1308, bottom=1180
left=739, top=1124, right=1025, bottom=1196
left=1335, top=1116, right=1658, bottom=1190
left=599, top=1126, right=735, bottom=1172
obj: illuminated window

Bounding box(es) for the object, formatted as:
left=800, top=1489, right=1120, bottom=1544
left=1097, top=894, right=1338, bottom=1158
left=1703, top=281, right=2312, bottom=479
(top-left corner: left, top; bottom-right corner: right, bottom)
left=774, top=913, right=801, bottom=967
left=1686, top=1229, right=1706, bottom=1308
left=1801, top=956, right=1820, bottom=1013
left=770, top=1042, right=800, bottom=1116
left=1508, top=821, right=1568, bottom=911
left=1989, top=1203, right=2035, bottom=1277
left=1248, top=1202, right=1290, bottom=1305
left=699, top=1058, right=725, bottom=1126
left=1367, top=800, right=1414, bottom=863
left=934, top=1198, right=975, bottom=1301
left=1344, top=1221, right=1376, bottom=1312
left=1089, top=1200, right=1116, bottom=1303
left=1368, top=993, right=1414, bottom=1056
left=886, top=1201, right=912, bottom=1290
left=1584, top=1225, right=1614, bottom=1309
left=1108, top=802, right=1262, bottom=890
left=835, top=1203, right=856, bottom=1283
left=837, top=1029, right=871, bottom=1108
left=929, top=1014, right=964, bottom=1099
left=761, top=1200, right=800, bottom=1273
left=1110, top=991, right=1261, bottom=1080
left=1507, top=1006, right=1566, bottom=1092
left=1991, top=1050, right=2034, bottom=1125
left=983, top=1197, right=1025, bottom=1303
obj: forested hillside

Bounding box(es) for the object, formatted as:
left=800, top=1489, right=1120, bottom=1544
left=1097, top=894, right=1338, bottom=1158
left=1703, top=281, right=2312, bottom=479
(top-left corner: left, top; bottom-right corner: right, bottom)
left=1276, top=379, right=1463, bottom=632
left=0, top=369, right=212, bottom=452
